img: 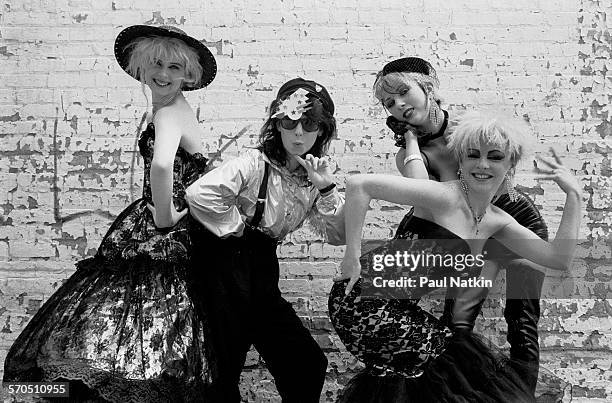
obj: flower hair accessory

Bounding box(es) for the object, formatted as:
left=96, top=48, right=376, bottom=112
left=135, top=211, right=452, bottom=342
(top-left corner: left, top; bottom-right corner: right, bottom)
left=272, top=88, right=312, bottom=120
left=274, top=78, right=335, bottom=117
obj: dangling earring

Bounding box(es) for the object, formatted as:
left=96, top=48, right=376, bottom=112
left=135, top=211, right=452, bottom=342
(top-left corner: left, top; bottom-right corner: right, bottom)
left=505, top=173, right=518, bottom=202
left=428, top=93, right=441, bottom=127
left=458, top=168, right=469, bottom=193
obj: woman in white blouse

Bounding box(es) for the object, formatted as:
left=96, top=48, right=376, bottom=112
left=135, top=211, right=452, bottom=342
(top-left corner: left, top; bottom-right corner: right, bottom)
left=186, top=78, right=344, bottom=403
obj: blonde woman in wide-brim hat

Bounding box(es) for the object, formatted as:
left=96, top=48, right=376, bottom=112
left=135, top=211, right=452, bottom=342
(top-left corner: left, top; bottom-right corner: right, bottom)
left=3, top=24, right=217, bottom=402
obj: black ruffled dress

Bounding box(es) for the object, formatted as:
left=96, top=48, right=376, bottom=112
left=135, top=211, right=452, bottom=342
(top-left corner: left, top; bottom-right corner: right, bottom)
left=3, top=123, right=214, bottom=402
left=329, top=216, right=567, bottom=403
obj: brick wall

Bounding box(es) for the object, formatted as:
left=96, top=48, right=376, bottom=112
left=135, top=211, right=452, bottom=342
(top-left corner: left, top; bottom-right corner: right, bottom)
left=1, top=0, right=610, bottom=401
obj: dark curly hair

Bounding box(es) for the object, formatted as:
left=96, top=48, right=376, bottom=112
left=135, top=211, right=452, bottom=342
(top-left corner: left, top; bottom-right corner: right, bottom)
left=257, top=97, right=337, bottom=170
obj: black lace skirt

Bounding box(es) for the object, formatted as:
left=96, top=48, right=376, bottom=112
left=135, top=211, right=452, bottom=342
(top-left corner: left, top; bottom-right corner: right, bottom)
left=330, top=280, right=569, bottom=403
left=337, top=331, right=542, bottom=403
left=3, top=199, right=214, bottom=402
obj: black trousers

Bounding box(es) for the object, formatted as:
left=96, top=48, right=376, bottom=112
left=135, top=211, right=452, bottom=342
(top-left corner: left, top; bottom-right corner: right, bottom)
left=494, top=192, right=548, bottom=393
left=504, top=260, right=544, bottom=393
left=191, top=225, right=327, bottom=403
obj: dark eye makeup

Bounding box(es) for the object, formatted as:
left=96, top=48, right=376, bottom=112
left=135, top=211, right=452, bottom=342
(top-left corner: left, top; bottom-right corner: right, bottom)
left=466, top=148, right=506, bottom=160
left=383, top=85, right=411, bottom=108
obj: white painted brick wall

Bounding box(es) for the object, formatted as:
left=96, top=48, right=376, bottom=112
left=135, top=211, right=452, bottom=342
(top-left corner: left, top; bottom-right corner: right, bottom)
left=1, top=0, right=610, bottom=401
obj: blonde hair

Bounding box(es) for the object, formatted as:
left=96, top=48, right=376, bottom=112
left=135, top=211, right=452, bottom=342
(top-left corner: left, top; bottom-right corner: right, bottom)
left=124, top=35, right=203, bottom=89
left=447, top=111, right=534, bottom=168
left=373, top=71, right=441, bottom=105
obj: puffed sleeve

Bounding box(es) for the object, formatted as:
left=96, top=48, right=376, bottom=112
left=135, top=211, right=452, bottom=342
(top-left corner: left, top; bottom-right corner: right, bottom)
left=307, top=187, right=345, bottom=245
left=185, top=152, right=258, bottom=238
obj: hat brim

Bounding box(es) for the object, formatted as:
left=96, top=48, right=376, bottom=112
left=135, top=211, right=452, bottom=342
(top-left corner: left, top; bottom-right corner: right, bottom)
left=114, top=25, right=217, bottom=91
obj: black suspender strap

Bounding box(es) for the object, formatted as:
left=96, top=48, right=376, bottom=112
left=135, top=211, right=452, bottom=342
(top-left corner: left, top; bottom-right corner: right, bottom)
left=247, top=162, right=270, bottom=228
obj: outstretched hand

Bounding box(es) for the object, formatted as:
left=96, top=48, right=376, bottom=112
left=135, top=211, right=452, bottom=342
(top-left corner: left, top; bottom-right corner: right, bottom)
left=534, top=149, right=581, bottom=196
left=147, top=203, right=188, bottom=229
left=334, top=253, right=361, bottom=295
left=295, top=154, right=334, bottom=190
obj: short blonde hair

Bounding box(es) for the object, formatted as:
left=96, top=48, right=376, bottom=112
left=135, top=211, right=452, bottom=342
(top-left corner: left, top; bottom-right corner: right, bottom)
left=124, top=35, right=203, bottom=89
left=373, top=71, right=441, bottom=105
left=447, top=111, right=534, bottom=168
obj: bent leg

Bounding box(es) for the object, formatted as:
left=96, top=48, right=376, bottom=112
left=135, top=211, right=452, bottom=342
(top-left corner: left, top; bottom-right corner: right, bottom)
left=254, top=298, right=327, bottom=403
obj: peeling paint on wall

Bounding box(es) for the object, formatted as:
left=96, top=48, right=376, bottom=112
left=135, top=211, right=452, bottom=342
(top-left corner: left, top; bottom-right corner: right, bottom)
left=0, top=1, right=610, bottom=401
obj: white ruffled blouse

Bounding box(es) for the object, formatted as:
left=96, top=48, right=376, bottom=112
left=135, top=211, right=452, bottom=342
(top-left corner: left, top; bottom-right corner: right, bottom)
left=186, top=149, right=345, bottom=244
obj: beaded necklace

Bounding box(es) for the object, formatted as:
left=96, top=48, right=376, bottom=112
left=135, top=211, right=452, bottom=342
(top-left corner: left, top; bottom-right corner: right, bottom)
left=459, top=176, right=486, bottom=235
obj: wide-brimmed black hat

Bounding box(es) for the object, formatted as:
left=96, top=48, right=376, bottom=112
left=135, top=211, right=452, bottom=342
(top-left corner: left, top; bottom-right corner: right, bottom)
left=114, top=25, right=217, bottom=90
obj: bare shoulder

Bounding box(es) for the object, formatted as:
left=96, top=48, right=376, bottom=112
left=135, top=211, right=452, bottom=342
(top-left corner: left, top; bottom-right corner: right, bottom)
left=421, top=138, right=458, bottom=181
left=153, top=102, right=201, bottom=148
left=421, top=137, right=448, bottom=156
left=153, top=104, right=182, bottom=127
left=436, top=181, right=464, bottom=209
left=488, top=204, right=515, bottom=232
left=440, top=180, right=463, bottom=198
left=157, top=100, right=196, bottom=123
left=177, top=102, right=202, bottom=136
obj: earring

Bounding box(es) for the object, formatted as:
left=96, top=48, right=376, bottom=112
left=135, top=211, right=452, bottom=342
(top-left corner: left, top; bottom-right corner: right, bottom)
left=458, top=168, right=469, bottom=193
left=428, top=93, right=442, bottom=127
left=505, top=173, right=518, bottom=202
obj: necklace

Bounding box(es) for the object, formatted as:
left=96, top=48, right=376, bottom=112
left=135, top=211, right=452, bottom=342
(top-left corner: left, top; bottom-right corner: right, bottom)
left=459, top=178, right=486, bottom=235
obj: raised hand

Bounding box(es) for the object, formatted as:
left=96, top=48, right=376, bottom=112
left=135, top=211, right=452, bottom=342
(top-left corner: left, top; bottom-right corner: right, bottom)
left=147, top=203, right=188, bottom=229
left=295, top=154, right=334, bottom=190
left=386, top=116, right=419, bottom=148
left=534, top=149, right=581, bottom=196
left=387, top=115, right=409, bottom=147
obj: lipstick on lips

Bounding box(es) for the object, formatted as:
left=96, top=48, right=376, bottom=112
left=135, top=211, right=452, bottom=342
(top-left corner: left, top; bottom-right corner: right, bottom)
left=472, top=172, right=494, bottom=180
left=403, top=108, right=414, bottom=120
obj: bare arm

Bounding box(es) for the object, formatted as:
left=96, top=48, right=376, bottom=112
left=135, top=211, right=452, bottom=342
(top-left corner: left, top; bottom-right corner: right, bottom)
left=496, top=151, right=582, bottom=270
left=336, top=174, right=454, bottom=294
left=149, top=108, right=187, bottom=228
left=344, top=175, right=452, bottom=254
left=495, top=191, right=581, bottom=271
left=395, top=131, right=429, bottom=180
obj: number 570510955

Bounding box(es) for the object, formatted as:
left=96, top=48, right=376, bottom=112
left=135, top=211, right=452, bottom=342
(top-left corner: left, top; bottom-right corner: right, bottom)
left=3, top=382, right=68, bottom=397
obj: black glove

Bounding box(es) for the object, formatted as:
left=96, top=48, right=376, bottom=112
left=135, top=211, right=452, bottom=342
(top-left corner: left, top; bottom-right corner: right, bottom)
left=386, top=115, right=411, bottom=148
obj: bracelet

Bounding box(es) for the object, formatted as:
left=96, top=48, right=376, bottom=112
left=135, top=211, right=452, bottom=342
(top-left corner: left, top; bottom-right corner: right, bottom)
left=318, top=183, right=336, bottom=194
left=403, top=154, right=424, bottom=166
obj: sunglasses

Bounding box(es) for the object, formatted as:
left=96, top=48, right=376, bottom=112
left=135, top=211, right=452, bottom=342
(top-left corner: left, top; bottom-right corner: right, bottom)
left=279, top=116, right=321, bottom=132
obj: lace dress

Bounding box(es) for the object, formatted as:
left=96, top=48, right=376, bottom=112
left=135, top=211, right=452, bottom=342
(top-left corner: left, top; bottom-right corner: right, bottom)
left=329, top=216, right=560, bottom=402
left=3, top=123, right=214, bottom=402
